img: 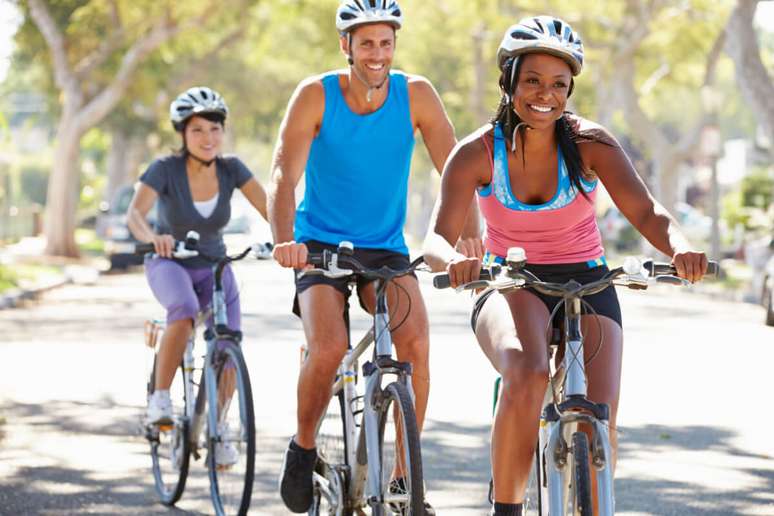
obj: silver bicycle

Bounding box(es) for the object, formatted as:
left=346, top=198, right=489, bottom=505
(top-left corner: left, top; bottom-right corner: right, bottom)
left=138, top=232, right=271, bottom=515
left=434, top=247, right=717, bottom=515
left=302, top=241, right=427, bottom=516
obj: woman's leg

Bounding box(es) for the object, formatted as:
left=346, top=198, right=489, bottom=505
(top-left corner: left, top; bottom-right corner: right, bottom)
left=475, top=289, right=552, bottom=503
left=145, top=259, right=199, bottom=390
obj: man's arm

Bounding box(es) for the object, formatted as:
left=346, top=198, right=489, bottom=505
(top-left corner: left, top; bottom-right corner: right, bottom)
left=409, top=76, right=482, bottom=256
left=268, top=77, right=324, bottom=267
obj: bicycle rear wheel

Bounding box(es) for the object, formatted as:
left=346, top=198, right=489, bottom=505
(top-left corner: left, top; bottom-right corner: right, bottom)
left=310, top=390, right=350, bottom=516
left=148, top=359, right=190, bottom=505
left=207, top=342, right=255, bottom=516
left=570, top=431, right=592, bottom=516
left=373, top=381, right=423, bottom=516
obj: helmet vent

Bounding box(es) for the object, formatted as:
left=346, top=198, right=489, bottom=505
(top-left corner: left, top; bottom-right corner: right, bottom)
left=553, top=19, right=562, bottom=34
left=340, top=12, right=356, bottom=20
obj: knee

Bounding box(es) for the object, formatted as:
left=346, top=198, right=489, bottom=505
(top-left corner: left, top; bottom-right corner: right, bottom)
left=168, top=298, right=199, bottom=323
left=500, top=359, right=549, bottom=403
left=305, top=334, right=348, bottom=373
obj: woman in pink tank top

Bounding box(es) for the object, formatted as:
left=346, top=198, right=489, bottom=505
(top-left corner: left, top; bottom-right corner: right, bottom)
left=423, top=16, right=709, bottom=516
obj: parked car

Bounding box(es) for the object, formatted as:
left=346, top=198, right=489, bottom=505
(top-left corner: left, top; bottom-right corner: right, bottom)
left=99, top=185, right=156, bottom=270
left=99, top=186, right=267, bottom=271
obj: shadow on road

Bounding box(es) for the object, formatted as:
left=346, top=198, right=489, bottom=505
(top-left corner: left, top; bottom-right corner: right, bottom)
left=617, top=424, right=774, bottom=515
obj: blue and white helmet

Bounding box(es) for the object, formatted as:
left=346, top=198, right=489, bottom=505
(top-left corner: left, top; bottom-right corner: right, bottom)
left=497, top=16, right=584, bottom=76
left=335, top=0, right=403, bottom=35
left=169, top=86, right=228, bottom=131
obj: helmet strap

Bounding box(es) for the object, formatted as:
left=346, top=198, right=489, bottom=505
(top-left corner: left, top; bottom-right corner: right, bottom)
left=346, top=31, right=388, bottom=103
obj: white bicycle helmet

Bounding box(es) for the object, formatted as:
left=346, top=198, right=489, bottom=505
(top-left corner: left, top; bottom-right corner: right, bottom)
left=169, top=86, right=228, bottom=131
left=335, top=0, right=403, bottom=35
left=497, top=16, right=584, bottom=76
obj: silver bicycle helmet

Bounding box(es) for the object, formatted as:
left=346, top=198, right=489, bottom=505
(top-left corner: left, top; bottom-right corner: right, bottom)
left=169, top=86, right=228, bottom=131
left=497, top=16, right=584, bottom=76
left=335, top=0, right=403, bottom=34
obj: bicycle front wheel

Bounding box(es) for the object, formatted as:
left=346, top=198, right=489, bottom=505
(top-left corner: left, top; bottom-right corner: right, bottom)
left=311, top=390, right=350, bottom=516
left=571, top=431, right=592, bottom=516
left=207, top=342, right=256, bottom=516
left=373, top=381, right=423, bottom=516
left=523, top=444, right=542, bottom=515
left=148, top=359, right=190, bottom=505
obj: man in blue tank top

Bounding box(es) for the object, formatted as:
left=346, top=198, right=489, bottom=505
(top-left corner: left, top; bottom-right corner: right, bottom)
left=270, top=1, right=479, bottom=513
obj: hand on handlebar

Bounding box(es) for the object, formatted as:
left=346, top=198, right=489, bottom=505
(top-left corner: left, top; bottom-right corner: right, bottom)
left=152, top=234, right=175, bottom=258
left=672, top=250, right=709, bottom=284
left=455, top=237, right=485, bottom=260
left=272, top=241, right=309, bottom=269
left=445, top=254, right=482, bottom=289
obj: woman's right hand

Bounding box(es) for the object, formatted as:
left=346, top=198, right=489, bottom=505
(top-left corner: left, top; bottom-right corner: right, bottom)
left=445, top=254, right=482, bottom=288
left=272, top=241, right=309, bottom=269
left=152, top=234, right=175, bottom=258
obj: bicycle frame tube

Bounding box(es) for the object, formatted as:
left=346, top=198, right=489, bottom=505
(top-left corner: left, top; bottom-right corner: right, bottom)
left=563, top=297, right=587, bottom=398
left=374, top=280, right=392, bottom=358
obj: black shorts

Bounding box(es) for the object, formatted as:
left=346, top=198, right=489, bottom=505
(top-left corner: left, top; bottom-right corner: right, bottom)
left=292, top=240, right=413, bottom=317
left=470, top=262, right=622, bottom=332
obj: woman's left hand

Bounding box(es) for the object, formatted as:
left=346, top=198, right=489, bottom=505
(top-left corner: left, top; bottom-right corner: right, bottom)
left=672, top=250, right=709, bottom=283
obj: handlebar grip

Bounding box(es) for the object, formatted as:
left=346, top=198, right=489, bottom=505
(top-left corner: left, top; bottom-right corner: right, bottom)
left=647, top=260, right=719, bottom=278
left=135, top=242, right=155, bottom=255
left=433, top=268, right=495, bottom=289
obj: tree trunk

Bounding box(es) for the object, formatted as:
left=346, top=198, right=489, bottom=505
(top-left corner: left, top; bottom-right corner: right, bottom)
left=725, top=0, right=774, bottom=161
left=105, top=129, right=147, bottom=204
left=44, top=116, right=85, bottom=257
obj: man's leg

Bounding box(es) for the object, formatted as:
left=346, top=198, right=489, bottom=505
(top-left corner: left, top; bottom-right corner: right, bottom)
left=359, top=275, right=430, bottom=431
left=280, top=283, right=349, bottom=513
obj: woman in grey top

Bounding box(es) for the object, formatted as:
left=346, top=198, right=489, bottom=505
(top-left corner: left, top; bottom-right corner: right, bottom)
left=127, top=87, right=267, bottom=465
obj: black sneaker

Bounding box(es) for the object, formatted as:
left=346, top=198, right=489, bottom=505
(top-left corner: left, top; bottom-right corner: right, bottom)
left=388, top=477, right=435, bottom=515
left=279, top=438, right=317, bottom=513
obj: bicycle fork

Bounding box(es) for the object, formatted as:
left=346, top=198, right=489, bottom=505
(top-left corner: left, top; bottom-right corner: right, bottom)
left=539, top=297, right=615, bottom=515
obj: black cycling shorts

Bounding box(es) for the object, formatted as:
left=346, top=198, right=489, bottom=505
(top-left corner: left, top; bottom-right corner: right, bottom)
left=292, top=240, right=413, bottom=318
left=470, top=262, right=622, bottom=332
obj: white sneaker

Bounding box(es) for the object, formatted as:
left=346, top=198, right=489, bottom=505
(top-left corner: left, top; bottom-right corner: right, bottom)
left=146, top=390, right=173, bottom=425
left=215, top=423, right=240, bottom=467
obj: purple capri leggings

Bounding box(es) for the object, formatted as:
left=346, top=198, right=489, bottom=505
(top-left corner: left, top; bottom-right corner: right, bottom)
left=145, top=257, right=241, bottom=331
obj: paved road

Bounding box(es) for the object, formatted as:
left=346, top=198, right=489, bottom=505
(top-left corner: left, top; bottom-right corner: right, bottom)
left=1, top=260, right=773, bottom=515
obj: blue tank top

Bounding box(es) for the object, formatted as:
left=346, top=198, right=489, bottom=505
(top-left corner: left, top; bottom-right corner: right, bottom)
left=294, top=71, right=415, bottom=254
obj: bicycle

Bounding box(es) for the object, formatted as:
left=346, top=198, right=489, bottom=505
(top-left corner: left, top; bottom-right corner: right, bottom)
left=137, top=231, right=271, bottom=516
left=433, top=247, right=717, bottom=515
left=300, top=241, right=427, bottom=516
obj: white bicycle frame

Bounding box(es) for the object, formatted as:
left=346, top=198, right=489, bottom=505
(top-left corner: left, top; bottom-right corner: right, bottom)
left=312, top=278, right=417, bottom=512
left=534, top=299, right=615, bottom=516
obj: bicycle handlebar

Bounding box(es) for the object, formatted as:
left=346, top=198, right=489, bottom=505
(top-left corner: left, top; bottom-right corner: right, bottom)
left=134, top=230, right=273, bottom=263
left=301, top=241, right=424, bottom=282
left=433, top=251, right=718, bottom=298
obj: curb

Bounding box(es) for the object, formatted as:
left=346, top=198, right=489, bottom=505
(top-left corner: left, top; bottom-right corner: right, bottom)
left=0, top=275, right=72, bottom=310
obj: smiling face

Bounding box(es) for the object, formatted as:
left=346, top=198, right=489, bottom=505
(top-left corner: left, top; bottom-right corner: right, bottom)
left=183, top=115, right=224, bottom=162
left=511, top=53, right=573, bottom=130
left=341, top=23, right=396, bottom=88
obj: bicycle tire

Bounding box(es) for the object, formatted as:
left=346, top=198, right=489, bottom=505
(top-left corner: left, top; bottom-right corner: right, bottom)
left=522, top=444, right=542, bottom=515
left=372, top=381, right=423, bottom=516
left=310, top=390, right=351, bottom=516
left=207, top=342, right=256, bottom=516
left=148, top=358, right=191, bottom=506
left=571, top=431, right=593, bottom=516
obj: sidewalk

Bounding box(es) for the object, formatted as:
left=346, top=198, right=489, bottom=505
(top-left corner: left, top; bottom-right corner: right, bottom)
left=0, top=236, right=103, bottom=309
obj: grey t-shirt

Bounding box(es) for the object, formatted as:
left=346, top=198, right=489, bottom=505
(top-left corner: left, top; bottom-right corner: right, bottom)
left=140, top=154, right=253, bottom=268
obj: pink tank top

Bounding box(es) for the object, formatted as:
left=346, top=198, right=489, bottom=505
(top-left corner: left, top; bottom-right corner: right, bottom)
left=477, top=123, right=605, bottom=265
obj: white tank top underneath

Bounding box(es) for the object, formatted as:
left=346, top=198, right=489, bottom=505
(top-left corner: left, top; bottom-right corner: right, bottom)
left=193, top=194, right=218, bottom=218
